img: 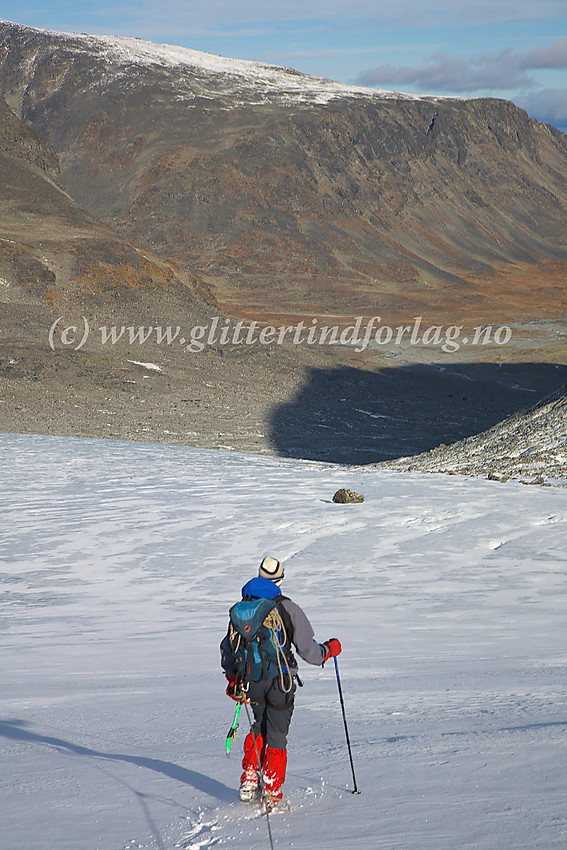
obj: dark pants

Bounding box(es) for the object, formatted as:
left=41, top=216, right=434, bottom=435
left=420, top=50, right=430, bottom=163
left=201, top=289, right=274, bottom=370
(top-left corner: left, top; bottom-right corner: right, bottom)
left=247, top=676, right=297, bottom=750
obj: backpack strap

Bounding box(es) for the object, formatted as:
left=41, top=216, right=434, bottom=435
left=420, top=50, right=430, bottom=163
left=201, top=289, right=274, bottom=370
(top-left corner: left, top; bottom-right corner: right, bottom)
left=276, top=597, right=297, bottom=668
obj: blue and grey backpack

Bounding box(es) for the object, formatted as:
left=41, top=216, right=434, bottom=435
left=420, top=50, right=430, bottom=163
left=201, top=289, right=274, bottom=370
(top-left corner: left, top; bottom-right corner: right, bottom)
left=229, top=577, right=295, bottom=691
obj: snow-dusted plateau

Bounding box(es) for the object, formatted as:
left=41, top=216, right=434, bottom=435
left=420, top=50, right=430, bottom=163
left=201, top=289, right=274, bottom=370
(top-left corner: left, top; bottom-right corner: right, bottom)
left=1, top=434, right=566, bottom=849
left=0, top=20, right=445, bottom=106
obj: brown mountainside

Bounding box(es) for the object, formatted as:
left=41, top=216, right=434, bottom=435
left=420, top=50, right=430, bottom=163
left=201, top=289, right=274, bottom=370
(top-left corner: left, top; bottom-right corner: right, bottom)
left=1, top=21, right=567, bottom=469
left=0, top=92, right=223, bottom=446
left=1, top=21, right=566, bottom=325
left=0, top=88, right=213, bottom=316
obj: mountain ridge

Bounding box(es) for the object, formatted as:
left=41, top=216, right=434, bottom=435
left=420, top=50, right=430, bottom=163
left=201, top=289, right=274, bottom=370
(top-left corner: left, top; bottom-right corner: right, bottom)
left=2, top=19, right=566, bottom=324
left=0, top=18, right=463, bottom=106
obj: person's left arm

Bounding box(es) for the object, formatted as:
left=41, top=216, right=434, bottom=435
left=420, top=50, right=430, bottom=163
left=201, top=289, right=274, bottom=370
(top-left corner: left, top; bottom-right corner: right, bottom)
left=282, top=599, right=340, bottom=666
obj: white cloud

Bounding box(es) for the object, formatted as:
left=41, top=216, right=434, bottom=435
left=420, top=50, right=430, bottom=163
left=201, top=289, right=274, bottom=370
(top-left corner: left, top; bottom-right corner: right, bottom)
left=358, top=52, right=533, bottom=92
left=357, top=39, right=566, bottom=93
left=520, top=37, right=567, bottom=69
left=515, top=88, right=567, bottom=131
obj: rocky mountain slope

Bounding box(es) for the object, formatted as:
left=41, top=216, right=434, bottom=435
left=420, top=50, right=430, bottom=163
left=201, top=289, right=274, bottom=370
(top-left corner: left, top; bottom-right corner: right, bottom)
left=0, top=96, right=205, bottom=307
left=1, top=20, right=566, bottom=323
left=384, top=386, right=567, bottom=482
left=0, top=93, right=227, bottom=445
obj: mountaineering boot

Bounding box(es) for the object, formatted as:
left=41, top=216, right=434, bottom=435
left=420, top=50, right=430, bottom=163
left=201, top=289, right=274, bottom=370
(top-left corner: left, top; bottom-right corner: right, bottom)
left=262, top=747, right=287, bottom=808
left=240, top=731, right=264, bottom=802
left=239, top=783, right=260, bottom=803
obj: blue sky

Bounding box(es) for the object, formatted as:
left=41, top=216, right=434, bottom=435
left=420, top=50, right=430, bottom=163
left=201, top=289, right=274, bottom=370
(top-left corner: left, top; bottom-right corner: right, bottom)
left=4, top=1, right=567, bottom=132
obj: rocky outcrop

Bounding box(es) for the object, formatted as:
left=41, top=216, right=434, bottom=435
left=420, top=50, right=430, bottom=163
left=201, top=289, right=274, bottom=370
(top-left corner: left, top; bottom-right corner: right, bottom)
left=384, top=387, right=567, bottom=483
left=0, top=94, right=60, bottom=181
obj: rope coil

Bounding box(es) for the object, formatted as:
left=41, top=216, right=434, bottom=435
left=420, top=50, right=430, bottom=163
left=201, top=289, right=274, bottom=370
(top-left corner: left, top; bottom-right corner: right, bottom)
left=264, top=608, right=294, bottom=694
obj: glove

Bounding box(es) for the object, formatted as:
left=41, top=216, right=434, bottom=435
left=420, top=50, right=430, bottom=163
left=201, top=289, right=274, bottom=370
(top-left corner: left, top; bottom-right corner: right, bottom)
left=321, top=638, right=342, bottom=666
left=225, top=675, right=239, bottom=701
left=225, top=674, right=246, bottom=702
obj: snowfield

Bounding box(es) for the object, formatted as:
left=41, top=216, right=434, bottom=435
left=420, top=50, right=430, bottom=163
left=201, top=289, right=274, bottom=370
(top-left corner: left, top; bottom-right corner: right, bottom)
left=1, top=433, right=566, bottom=850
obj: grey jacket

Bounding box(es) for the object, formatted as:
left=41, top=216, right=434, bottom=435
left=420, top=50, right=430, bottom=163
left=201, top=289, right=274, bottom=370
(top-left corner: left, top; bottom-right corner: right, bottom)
left=220, top=595, right=326, bottom=678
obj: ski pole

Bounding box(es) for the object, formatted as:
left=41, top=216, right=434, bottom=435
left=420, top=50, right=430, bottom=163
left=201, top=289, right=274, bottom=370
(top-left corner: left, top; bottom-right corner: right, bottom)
left=243, top=699, right=275, bottom=850
left=226, top=701, right=242, bottom=757
left=334, top=656, right=361, bottom=794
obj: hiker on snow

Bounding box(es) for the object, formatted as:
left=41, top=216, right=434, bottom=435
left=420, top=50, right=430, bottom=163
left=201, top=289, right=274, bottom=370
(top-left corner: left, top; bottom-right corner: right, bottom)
left=220, top=555, right=342, bottom=806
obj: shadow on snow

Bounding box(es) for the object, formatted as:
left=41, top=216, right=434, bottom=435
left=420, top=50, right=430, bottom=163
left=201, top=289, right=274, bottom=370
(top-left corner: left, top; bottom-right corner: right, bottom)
left=0, top=719, right=235, bottom=803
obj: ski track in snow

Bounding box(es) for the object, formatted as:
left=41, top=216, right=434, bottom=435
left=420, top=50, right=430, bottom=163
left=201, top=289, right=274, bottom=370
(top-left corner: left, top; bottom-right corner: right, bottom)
left=0, top=433, right=566, bottom=850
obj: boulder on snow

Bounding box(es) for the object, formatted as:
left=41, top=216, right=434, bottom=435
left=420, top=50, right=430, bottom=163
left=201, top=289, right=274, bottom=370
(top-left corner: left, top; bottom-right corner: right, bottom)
left=332, top=488, right=364, bottom=504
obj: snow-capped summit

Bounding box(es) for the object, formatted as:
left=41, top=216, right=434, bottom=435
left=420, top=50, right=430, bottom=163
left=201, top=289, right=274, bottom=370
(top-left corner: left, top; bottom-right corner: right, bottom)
left=0, top=18, right=421, bottom=106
